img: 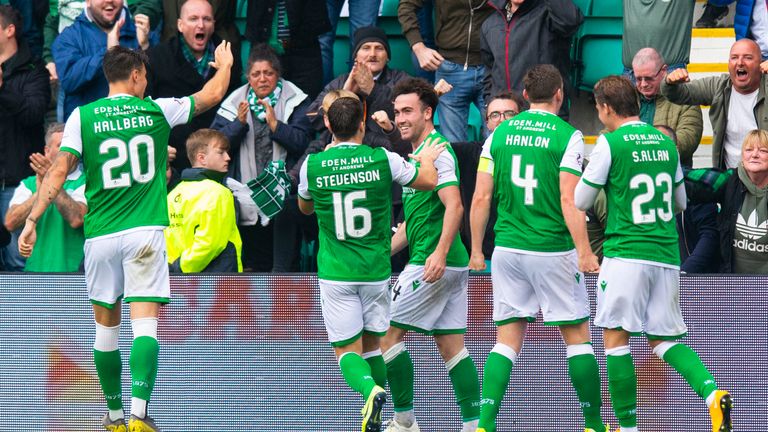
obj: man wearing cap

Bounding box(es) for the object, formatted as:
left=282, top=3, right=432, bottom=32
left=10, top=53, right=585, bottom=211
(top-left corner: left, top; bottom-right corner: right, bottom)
left=308, top=26, right=412, bottom=154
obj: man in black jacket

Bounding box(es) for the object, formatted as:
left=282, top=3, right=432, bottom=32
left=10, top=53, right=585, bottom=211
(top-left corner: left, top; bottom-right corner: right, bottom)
left=0, top=4, right=50, bottom=271
left=146, top=0, right=242, bottom=171
left=245, top=0, right=330, bottom=100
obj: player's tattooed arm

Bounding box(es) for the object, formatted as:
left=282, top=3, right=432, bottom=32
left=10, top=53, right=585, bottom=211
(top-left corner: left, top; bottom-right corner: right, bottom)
left=53, top=192, right=87, bottom=229
left=192, top=41, right=234, bottom=117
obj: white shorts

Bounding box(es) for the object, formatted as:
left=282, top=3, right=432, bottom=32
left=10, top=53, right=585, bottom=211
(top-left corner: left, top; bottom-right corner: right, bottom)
left=595, top=257, right=687, bottom=339
left=491, top=248, right=590, bottom=326
left=390, top=264, right=468, bottom=335
left=84, top=228, right=170, bottom=309
left=319, top=279, right=390, bottom=347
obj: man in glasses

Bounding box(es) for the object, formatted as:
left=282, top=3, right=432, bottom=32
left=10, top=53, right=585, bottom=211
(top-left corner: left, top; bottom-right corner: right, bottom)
left=632, top=47, right=703, bottom=168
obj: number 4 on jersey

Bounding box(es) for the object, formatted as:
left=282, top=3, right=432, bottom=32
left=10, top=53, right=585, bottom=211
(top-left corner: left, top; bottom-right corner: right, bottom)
left=511, top=154, right=538, bottom=205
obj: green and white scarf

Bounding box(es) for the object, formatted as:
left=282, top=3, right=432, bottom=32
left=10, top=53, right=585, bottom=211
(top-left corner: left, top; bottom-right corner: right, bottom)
left=247, top=80, right=283, bottom=123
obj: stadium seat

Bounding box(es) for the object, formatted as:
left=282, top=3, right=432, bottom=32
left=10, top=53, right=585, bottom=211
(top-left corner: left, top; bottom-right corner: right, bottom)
left=572, top=16, right=623, bottom=91
left=572, top=0, right=591, bottom=15
left=590, top=0, right=623, bottom=17
left=434, top=104, right=484, bottom=142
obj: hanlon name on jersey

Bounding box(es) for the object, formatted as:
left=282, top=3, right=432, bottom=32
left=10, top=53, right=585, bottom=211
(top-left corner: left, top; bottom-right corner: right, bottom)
left=316, top=169, right=381, bottom=188
left=632, top=149, right=670, bottom=163
left=93, top=115, right=154, bottom=134
left=505, top=134, right=550, bottom=148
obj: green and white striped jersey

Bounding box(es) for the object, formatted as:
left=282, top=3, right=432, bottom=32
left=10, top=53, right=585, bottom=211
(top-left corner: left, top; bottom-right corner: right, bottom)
left=298, top=143, right=417, bottom=282
left=480, top=109, right=584, bottom=253
left=580, top=121, right=684, bottom=266
left=61, top=94, right=193, bottom=238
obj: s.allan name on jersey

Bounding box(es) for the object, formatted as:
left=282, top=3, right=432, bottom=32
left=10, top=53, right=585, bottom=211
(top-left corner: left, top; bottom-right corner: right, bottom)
left=624, top=132, right=673, bottom=163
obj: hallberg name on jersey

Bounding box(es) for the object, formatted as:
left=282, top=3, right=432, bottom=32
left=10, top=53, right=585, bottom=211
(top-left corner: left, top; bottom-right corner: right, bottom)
left=625, top=133, right=672, bottom=163
left=315, top=156, right=381, bottom=188
left=92, top=104, right=154, bottom=134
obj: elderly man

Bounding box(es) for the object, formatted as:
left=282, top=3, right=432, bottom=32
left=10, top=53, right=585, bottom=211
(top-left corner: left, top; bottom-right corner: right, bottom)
left=53, top=0, right=154, bottom=120
left=663, top=38, right=768, bottom=169
left=147, top=0, right=242, bottom=171
left=633, top=47, right=703, bottom=167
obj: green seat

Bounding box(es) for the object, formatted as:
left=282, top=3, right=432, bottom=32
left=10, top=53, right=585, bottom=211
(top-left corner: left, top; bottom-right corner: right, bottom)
left=572, top=17, right=623, bottom=91
left=572, top=0, right=591, bottom=15
left=590, top=0, right=623, bottom=17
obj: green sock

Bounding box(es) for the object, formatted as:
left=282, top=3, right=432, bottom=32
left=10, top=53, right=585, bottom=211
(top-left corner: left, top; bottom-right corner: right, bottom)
left=130, top=336, right=159, bottom=401
left=448, top=354, right=481, bottom=422
left=94, top=349, right=123, bottom=410
left=606, top=351, right=637, bottom=428
left=364, top=352, right=387, bottom=388
left=658, top=343, right=718, bottom=400
left=567, top=348, right=604, bottom=431
left=477, top=346, right=516, bottom=432
left=385, top=349, right=414, bottom=411
left=339, top=352, right=377, bottom=399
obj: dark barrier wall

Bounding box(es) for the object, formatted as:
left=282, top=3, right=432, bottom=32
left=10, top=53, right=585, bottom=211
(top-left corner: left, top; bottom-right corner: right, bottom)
left=0, top=274, right=765, bottom=431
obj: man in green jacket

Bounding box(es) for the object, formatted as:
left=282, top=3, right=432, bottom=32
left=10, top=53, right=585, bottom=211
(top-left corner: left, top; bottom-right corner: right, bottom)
left=662, top=38, right=768, bottom=169
left=632, top=47, right=703, bottom=167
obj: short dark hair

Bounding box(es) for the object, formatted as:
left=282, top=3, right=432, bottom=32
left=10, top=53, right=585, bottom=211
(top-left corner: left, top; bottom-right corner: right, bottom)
left=186, top=128, right=229, bottom=165
left=327, top=97, right=364, bottom=141
left=654, top=124, right=678, bottom=144
left=247, top=43, right=282, bottom=76
left=392, top=77, right=439, bottom=116
left=593, top=75, right=639, bottom=117
left=102, top=46, right=149, bottom=83
left=522, top=65, right=563, bottom=103
left=0, top=5, right=21, bottom=33
left=488, top=91, right=527, bottom=112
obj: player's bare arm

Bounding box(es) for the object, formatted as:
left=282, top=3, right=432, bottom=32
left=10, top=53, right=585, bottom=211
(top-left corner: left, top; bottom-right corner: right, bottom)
left=561, top=172, right=599, bottom=273
left=423, top=185, right=462, bottom=283
left=391, top=221, right=408, bottom=256
left=191, top=41, right=234, bottom=116
left=408, top=136, right=444, bottom=190
left=18, top=151, right=79, bottom=257
left=298, top=197, right=314, bottom=215
left=4, top=196, right=37, bottom=231
left=53, top=192, right=87, bottom=229
left=468, top=171, right=494, bottom=271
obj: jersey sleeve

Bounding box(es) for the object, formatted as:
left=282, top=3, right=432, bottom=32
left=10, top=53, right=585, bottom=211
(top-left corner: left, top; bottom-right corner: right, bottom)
left=560, top=130, right=585, bottom=176
left=435, top=150, right=459, bottom=191
left=478, top=132, right=495, bottom=175
left=8, top=183, right=32, bottom=207
left=581, top=135, right=612, bottom=188
left=385, top=149, right=418, bottom=186
left=60, top=108, right=83, bottom=158
left=298, top=157, right=312, bottom=200
left=674, top=159, right=684, bottom=185
left=154, top=96, right=195, bottom=128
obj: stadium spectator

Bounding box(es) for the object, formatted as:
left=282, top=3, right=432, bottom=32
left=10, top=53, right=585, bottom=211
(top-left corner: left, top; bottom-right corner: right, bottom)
left=244, top=0, right=330, bottom=100
left=146, top=0, right=242, bottom=172
left=211, top=43, right=311, bottom=272
left=19, top=43, right=234, bottom=432
left=5, top=0, right=46, bottom=60
left=471, top=65, right=605, bottom=432
left=43, top=0, right=163, bottom=84
left=586, top=125, right=720, bottom=273
left=166, top=129, right=242, bottom=273
left=632, top=48, right=703, bottom=167
left=0, top=4, right=51, bottom=272
left=398, top=0, right=492, bottom=143
left=297, top=96, right=443, bottom=432
left=52, top=0, right=155, bottom=120
left=706, top=0, right=768, bottom=59
left=576, top=75, right=732, bottom=432
left=319, top=0, right=382, bottom=85
left=687, top=129, right=768, bottom=273
left=663, top=39, right=768, bottom=169
left=696, top=1, right=730, bottom=28
left=404, top=0, right=436, bottom=82
left=453, top=91, right=525, bottom=263
left=160, top=0, right=240, bottom=58
left=623, top=0, right=696, bottom=75
left=310, top=26, right=412, bottom=155
left=480, top=0, right=582, bottom=119
left=4, top=123, right=86, bottom=272
left=380, top=77, right=481, bottom=432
